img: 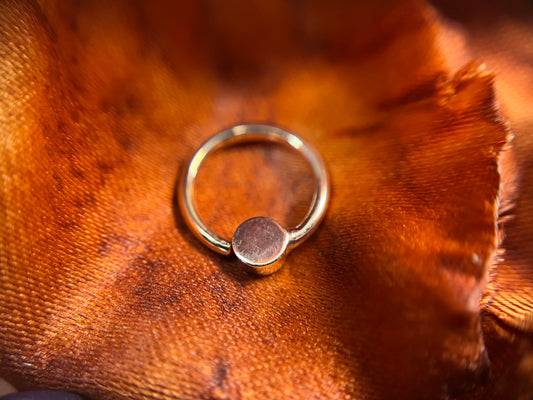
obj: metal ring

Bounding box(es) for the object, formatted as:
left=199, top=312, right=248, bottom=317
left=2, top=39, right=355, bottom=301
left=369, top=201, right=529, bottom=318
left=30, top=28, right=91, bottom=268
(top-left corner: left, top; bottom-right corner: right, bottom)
left=178, top=124, right=330, bottom=275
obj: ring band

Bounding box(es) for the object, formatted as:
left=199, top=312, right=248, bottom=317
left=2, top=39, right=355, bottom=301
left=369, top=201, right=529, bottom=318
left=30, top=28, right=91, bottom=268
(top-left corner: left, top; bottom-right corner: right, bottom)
left=178, top=124, right=330, bottom=275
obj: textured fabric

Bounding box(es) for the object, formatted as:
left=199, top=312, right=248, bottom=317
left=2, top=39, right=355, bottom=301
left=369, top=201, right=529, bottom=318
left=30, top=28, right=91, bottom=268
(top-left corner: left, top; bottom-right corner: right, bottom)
left=434, top=0, right=533, bottom=333
left=0, top=392, right=83, bottom=400
left=433, top=2, right=533, bottom=398
left=0, top=0, right=531, bottom=399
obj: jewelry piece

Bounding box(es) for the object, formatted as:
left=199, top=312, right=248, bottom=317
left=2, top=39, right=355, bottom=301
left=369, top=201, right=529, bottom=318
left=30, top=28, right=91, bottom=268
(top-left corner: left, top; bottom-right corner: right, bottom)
left=178, top=124, right=330, bottom=275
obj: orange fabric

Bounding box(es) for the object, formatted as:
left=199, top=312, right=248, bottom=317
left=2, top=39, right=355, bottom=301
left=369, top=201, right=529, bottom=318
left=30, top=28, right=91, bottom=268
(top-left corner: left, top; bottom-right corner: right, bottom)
left=0, top=0, right=530, bottom=398
left=433, top=1, right=533, bottom=397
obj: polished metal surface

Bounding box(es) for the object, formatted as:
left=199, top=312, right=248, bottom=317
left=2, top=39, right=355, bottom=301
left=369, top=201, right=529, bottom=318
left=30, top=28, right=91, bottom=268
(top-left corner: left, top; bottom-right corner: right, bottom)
left=232, top=217, right=289, bottom=276
left=178, top=124, right=330, bottom=275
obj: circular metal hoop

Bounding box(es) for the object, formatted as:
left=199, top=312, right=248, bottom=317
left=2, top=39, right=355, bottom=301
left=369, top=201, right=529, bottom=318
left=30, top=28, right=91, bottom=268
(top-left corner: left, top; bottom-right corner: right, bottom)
left=178, top=124, right=330, bottom=274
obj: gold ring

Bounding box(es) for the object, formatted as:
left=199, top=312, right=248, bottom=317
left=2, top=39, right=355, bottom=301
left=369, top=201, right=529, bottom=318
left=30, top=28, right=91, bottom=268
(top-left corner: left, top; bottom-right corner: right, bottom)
left=178, top=124, right=330, bottom=275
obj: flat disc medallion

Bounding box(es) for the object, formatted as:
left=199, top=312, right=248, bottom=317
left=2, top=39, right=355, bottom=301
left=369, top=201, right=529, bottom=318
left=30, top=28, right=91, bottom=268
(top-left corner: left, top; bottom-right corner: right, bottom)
left=232, top=217, right=289, bottom=275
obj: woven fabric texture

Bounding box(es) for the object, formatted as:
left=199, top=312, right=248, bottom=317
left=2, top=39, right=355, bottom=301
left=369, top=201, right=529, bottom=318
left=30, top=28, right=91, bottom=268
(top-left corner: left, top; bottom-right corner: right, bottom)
left=0, top=0, right=532, bottom=399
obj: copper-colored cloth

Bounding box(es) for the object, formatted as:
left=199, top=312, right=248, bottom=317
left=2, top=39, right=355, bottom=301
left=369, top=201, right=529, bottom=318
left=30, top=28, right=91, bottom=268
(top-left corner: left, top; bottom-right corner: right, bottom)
left=0, top=0, right=532, bottom=399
